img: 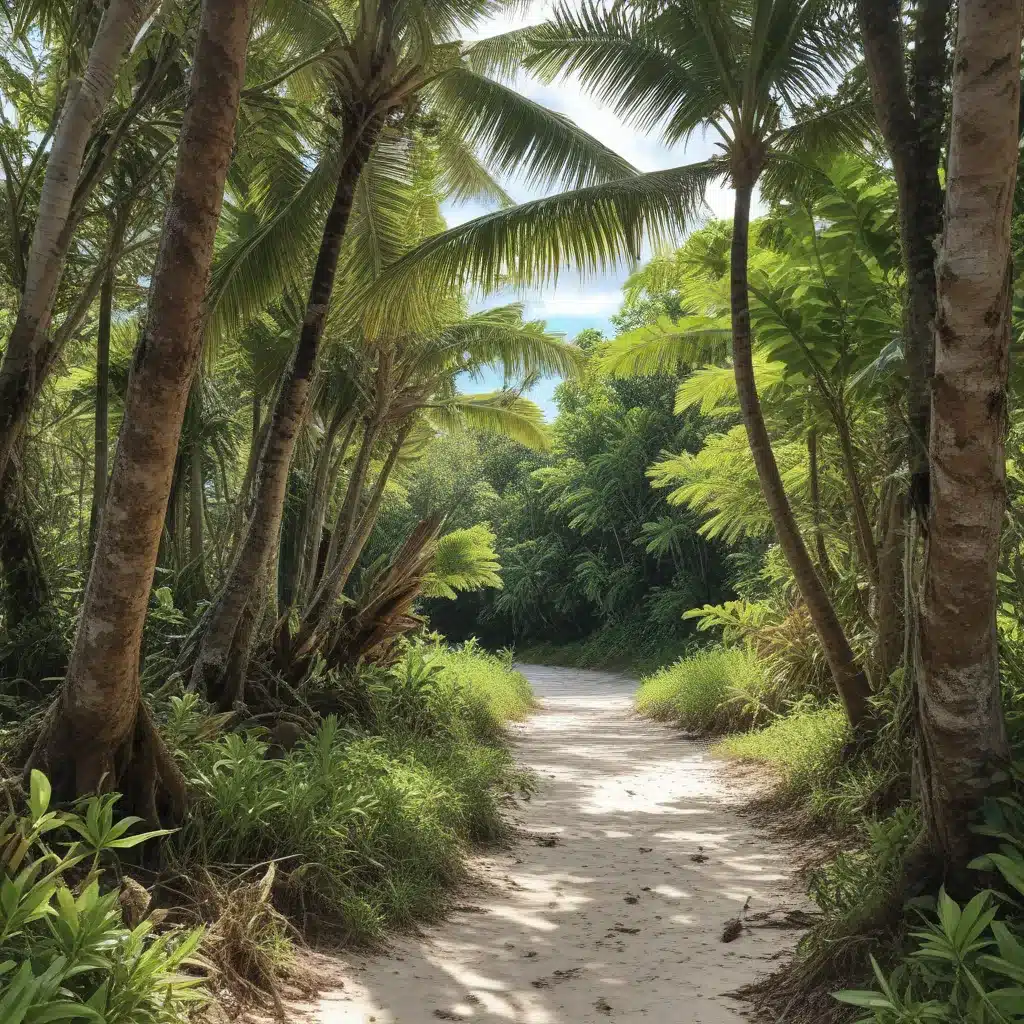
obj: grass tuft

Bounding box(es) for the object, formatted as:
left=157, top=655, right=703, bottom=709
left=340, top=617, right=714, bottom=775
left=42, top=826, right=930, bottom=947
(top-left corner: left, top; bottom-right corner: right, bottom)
left=634, top=645, right=779, bottom=734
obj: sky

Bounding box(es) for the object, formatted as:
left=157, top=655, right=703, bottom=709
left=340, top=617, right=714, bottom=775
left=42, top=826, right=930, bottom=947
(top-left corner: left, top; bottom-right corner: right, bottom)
left=449, top=5, right=752, bottom=415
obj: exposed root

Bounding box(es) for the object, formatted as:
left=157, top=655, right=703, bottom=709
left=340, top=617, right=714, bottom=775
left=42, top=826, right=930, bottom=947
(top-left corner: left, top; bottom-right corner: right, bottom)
left=24, top=693, right=186, bottom=826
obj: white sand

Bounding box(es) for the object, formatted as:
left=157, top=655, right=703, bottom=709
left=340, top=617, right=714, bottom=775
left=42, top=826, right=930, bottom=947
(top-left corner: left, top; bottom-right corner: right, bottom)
left=302, top=665, right=806, bottom=1023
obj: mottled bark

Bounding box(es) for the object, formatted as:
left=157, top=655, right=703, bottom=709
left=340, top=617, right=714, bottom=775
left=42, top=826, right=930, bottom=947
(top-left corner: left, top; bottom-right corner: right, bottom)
left=731, top=173, right=872, bottom=728
left=857, top=0, right=950, bottom=519
left=26, top=0, right=254, bottom=813
left=918, top=0, right=1020, bottom=867
left=191, top=117, right=382, bottom=701
left=0, top=0, right=151, bottom=481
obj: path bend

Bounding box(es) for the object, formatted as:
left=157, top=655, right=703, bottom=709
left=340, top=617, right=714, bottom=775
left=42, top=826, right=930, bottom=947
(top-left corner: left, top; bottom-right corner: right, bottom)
left=309, top=664, right=805, bottom=1023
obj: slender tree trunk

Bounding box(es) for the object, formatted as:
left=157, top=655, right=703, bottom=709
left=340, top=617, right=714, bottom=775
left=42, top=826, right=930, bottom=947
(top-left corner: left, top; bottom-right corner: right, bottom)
left=832, top=402, right=879, bottom=589
left=0, top=0, right=151, bottom=482
left=0, top=459, right=49, bottom=635
left=731, top=174, right=872, bottom=728
left=918, top=0, right=1020, bottom=867
left=807, top=426, right=833, bottom=579
left=284, top=409, right=347, bottom=607
left=25, top=0, right=254, bottom=815
left=191, top=117, right=383, bottom=702
left=858, top=0, right=950, bottom=519
left=321, top=417, right=382, bottom=579
left=298, top=413, right=358, bottom=603
left=295, top=422, right=408, bottom=661
left=88, top=253, right=116, bottom=558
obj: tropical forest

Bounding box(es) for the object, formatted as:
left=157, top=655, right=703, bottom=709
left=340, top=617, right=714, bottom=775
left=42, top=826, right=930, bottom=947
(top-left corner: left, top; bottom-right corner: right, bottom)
left=0, top=0, right=1021, bottom=1019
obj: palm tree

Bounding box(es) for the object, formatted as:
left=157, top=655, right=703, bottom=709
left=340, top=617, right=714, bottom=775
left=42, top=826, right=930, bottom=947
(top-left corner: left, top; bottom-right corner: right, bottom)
left=917, top=0, right=1021, bottom=867
left=25, top=0, right=255, bottom=814
left=190, top=0, right=630, bottom=699
left=374, top=0, right=877, bottom=727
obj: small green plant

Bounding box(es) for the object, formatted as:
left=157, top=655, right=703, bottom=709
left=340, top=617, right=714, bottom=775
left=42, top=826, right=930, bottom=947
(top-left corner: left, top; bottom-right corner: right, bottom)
left=835, top=889, right=1024, bottom=1022
left=635, top=645, right=796, bottom=734
left=0, top=770, right=207, bottom=1023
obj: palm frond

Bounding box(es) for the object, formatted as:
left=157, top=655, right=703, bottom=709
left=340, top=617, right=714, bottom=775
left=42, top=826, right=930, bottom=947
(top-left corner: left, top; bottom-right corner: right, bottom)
left=601, top=313, right=732, bottom=377
left=427, top=67, right=636, bottom=190
left=422, top=523, right=503, bottom=598
left=370, top=159, right=726, bottom=307
left=428, top=391, right=550, bottom=448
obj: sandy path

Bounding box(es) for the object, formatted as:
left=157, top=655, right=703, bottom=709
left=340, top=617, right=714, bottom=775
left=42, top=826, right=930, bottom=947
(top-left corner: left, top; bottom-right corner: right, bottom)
left=307, top=665, right=805, bottom=1023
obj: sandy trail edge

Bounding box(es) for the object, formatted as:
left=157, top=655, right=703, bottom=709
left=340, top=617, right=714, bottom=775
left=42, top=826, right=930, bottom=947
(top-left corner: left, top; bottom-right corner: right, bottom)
left=294, top=664, right=808, bottom=1023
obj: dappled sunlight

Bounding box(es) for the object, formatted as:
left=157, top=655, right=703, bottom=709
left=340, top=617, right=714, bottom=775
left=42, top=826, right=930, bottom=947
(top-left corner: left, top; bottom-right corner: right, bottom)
left=311, top=666, right=806, bottom=1023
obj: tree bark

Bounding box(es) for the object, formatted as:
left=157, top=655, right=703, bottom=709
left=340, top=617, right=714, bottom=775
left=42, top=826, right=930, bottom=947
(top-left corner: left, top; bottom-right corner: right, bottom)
left=918, top=0, right=1020, bottom=867
left=731, top=174, right=873, bottom=729
left=190, top=117, right=383, bottom=702
left=26, top=0, right=254, bottom=814
left=857, top=0, right=950, bottom=520
left=0, top=0, right=151, bottom=482
left=88, top=247, right=117, bottom=558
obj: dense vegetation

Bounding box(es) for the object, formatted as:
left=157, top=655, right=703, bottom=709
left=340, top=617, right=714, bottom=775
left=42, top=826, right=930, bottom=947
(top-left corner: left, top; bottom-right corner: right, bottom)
left=1, top=0, right=1023, bottom=1018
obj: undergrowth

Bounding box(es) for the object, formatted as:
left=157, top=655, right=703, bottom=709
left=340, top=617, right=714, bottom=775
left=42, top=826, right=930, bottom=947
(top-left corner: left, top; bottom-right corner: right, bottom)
left=519, top=622, right=693, bottom=677
left=635, top=646, right=776, bottom=733
left=164, top=641, right=532, bottom=945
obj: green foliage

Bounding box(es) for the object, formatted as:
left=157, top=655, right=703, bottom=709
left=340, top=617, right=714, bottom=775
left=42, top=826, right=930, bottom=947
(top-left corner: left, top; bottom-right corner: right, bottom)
left=716, top=703, right=850, bottom=812
left=170, top=644, right=532, bottom=941
left=0, top=772, right=206, bottom=1024
left=634, top=646, right=776, bottom=733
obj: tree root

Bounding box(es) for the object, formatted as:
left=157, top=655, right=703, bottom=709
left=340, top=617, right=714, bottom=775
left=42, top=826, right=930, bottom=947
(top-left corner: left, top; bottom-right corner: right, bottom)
left=24, top=695, right=186, bottom=827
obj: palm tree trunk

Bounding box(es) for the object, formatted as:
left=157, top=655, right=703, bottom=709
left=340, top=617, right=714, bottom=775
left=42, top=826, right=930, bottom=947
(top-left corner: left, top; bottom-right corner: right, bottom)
left=190, top=117, right=383, bottom=703
left=25, top=0, right=254, bottom=815
left=918, top=0, right=1020, bottom=867
left=0, top=0, right=150, bottom=482
left=858, top=0, right=950, bottom=519
left=88, top=254, right=116, bottom=558
left=731, top=177, right=872, bottom=729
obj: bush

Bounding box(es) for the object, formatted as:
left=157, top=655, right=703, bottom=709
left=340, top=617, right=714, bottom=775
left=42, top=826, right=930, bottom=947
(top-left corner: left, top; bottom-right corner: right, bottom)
left=169, top=644, right=533, bottom=943
left=634, top=646, right=775, bottom=733
left=1, top=771, right=206, bottom=1023
left=715, top=702, right=850, bottom=813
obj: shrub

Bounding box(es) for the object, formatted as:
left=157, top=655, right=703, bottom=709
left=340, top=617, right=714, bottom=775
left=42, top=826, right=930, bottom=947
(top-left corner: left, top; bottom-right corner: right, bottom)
left=0, top=771, right=206, bottom=1024
left=169, top=644, right=533, bottom=943
left=634, top=645, right=775, bottom=733
left=715, top=701, right=850, bottom=811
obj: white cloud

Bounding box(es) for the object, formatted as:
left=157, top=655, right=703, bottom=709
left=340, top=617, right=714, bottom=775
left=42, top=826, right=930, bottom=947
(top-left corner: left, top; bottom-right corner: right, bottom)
left=528, top=289, right=624, bottom=319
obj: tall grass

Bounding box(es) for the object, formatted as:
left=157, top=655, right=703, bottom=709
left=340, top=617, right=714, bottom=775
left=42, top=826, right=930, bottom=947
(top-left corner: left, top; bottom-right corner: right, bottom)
left=634, top=646, right=780, bottom=733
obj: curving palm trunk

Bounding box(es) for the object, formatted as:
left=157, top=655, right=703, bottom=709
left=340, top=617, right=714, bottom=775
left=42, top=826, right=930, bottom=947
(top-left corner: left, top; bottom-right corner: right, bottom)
left=0, top=0, right=151, bottom=482
left=88, top=244, right=118, bottom=558
left=25, top=0, right=255, bottom=815
left=191, top=117, right=383, bottom=705
left=731, top=174, right=872, bottom=729
left=918, top=0, right=1020, bottom=866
